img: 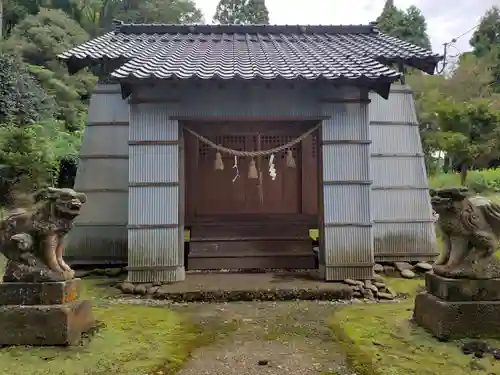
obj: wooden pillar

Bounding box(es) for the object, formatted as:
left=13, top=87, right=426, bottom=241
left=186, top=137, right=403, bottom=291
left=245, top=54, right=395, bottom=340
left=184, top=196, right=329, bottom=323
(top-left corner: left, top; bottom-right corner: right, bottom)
left=126, top=102, right=185, bottom=283
left=319, top=97, right=374, bottom=280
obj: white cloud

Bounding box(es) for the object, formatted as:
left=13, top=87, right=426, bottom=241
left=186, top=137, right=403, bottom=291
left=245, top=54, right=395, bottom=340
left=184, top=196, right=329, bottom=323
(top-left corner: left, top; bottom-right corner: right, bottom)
left=194, top=0, right=497, bottom=54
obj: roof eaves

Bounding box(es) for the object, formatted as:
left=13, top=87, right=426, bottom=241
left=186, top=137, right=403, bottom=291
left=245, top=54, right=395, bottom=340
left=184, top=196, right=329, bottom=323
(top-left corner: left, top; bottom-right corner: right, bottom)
left=116, top=23, right=378, bottom=36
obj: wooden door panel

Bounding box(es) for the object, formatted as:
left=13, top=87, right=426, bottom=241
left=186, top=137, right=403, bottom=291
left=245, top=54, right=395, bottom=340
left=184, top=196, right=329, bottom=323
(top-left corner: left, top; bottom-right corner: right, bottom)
left=197, top=135, right=247, bottom=215
left=186, top=123, right=313, bottom=217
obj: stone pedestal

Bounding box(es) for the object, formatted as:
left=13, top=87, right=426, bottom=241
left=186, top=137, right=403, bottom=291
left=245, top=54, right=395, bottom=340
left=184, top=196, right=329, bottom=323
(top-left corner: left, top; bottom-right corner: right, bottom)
left=0, top=278, right=95, bottom=346
left=414, top=272, right=500, bottom=340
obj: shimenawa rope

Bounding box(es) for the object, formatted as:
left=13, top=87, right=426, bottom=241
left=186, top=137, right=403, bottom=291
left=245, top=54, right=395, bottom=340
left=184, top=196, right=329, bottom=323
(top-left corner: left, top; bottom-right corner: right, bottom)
left=183, top=123, right=320, bottom=157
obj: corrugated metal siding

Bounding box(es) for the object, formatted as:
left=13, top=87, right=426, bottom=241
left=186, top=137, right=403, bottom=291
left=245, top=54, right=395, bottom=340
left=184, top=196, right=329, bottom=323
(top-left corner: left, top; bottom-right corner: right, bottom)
left=320, top=101, right=374, bottom=280
left=66, top=83, right=128, bottom=265
left=127, top=103, right=184, bottom=283
left=129, top=145, right=178, bottom=183
left=371, top=156, right=428, bottom=187
left=369, top=85, right=437, bottom=262
left=323, top=145, right=369, bottom=181
left=133, top=82, right=359, bottom=118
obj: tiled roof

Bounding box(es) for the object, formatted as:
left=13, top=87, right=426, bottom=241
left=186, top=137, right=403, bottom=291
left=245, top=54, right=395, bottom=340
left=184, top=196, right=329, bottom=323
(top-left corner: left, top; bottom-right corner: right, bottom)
left=60, top=24, right=442, bottom=84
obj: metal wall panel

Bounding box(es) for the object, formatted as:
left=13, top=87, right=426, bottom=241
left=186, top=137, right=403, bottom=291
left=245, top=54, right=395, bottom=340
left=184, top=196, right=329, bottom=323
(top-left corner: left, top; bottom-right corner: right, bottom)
left=87, top=84, right=129, bottom=124
left=133, top=82, right=359, bottom=118
left=369, top=85, right=437, bottom=262
left=129, top=105, right=179, bottom=141
left=75, top=159, right=128, bottom=190
left=127, top=103, right=184, bottom=283
left=79, top=124, right=129, bottom=157
left=370, top=124, right=422, bottom=154
left=66, top=83, right=128, bottom=264
left=323, top=185, right=370, bottom=224
left=128, top=186, right=178, bottom=225
left=321, top=102, right=373, bottom=280
left=374, top=222, right=437, bottom=261
left=322, top=144, right=369, bottom=182
left=75, top=191, right=128, bottom=223
left=65, top=225, right=127, bottom=265
left=129, top=145, right=178, bottom=183
left=371, top=156, right=428, bottom=187
left=369, top=85, right=417, bottom=124
left=371, top=189, right=433, bottom=221
left=128, top=228, right=182, bottom=283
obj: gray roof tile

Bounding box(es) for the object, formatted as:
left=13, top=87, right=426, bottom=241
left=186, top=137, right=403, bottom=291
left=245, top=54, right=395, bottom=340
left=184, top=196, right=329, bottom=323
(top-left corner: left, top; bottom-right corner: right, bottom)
left=60, top=24, right=442, bottom=82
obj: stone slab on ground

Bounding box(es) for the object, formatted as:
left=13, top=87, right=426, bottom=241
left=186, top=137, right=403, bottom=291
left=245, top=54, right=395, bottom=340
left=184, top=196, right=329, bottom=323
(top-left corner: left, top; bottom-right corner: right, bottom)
left=0, top=300, right=95, bottom=346
left=425, top=272, right=500, bottom=301
left=147, top=272, right=353, bottom=302
left=413, top=292, right=500, bottom=340
left=0, top=279, right=81, bottom=305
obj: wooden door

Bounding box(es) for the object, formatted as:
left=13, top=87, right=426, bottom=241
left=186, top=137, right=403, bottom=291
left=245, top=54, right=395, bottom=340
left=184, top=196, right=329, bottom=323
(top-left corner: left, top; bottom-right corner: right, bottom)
left=245, top=134, right=301, bottom=214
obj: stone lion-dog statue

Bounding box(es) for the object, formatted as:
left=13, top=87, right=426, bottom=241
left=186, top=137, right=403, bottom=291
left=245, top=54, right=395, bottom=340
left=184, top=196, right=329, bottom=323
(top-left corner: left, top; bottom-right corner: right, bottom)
left=0, top=187, right=86, bottom=282
left=430, top=187, right=500, bottom=279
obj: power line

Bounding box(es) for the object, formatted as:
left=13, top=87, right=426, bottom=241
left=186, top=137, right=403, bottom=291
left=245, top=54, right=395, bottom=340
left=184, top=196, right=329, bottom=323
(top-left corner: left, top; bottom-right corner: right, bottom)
left=436, top=22, right=481, bottom=74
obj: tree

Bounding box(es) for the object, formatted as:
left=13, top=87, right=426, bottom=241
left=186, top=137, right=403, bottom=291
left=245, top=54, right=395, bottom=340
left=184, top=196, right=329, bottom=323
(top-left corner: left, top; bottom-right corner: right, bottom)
left=6, top=8, right=96, bottom=130
left=376, top=2, right=431, bottom=49
left=470, top=6, right=500, bottom=58
left=408, top=48, right=500, bottom=177
left=470, top=6, right=500, bottom=92
left=122, top=0, right=204, bottom=24
left=213, top=0, right=269, bottom=24
left=433, top=101, right=500, bottom=184
left=0, top=52, right=54, bottom=125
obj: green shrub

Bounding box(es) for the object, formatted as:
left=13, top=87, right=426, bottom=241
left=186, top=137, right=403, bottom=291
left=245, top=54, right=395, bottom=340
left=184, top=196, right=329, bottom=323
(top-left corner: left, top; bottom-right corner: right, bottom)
left=429, top=169, right=500, bottom=193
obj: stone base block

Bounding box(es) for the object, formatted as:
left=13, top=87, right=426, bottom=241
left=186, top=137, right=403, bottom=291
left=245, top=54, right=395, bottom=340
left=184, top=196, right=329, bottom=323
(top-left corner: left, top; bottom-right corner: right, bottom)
left=0, top=279, right=81, bottom=305
left=0, top=300, right=95, bottom=346
left=413, top=292, right=500, bottom=340
left=425, top=272, right=500, bottom=301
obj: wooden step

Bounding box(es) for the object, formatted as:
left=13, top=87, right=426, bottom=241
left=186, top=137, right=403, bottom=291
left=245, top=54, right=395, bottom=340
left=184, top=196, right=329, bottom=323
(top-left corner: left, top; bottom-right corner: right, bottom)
left=187, top=239, right=316, bottom=270
left=190, top=223, right=311, bottom=241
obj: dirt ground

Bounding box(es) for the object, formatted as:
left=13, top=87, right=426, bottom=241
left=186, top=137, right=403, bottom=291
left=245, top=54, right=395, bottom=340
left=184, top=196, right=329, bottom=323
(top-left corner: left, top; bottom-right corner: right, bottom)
left=170, top=301, right=354, bottom=375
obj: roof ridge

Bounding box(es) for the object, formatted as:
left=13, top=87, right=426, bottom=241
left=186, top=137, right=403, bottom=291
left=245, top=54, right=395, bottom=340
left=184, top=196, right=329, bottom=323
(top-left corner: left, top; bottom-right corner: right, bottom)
left=115, top=23, right=378, bottom=35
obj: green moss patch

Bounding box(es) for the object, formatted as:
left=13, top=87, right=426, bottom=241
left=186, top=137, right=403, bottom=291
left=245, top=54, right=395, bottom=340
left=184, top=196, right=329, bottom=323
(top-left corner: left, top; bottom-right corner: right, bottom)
left=0, top=279, right=201, bottom=375
left=330, top=277, right=500, bottom=375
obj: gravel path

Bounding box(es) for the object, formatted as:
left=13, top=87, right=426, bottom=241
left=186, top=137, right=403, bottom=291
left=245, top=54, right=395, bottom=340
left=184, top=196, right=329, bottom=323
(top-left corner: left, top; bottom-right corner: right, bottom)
left=171, top=301, right=355, bottom=375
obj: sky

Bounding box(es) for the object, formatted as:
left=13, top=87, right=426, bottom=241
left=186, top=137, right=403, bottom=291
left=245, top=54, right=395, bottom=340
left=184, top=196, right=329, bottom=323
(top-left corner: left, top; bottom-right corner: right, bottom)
left=194, top=0, right=499, bottom=55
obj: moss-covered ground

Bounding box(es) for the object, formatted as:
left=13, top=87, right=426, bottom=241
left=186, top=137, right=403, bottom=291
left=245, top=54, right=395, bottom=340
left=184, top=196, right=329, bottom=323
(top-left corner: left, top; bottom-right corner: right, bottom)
left=330, top=277, right=500, bottom=375
left=0, top=278, right=211, bottom=375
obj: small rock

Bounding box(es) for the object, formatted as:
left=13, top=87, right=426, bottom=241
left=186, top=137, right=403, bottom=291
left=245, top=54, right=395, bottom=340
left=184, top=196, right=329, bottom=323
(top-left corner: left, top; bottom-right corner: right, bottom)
left=401, top=269, right=416, bottom=279
left=415, top=262, right=433, bottom=271
left=120, top=282, right=135, bottom=294
left=147, top=286, right=159, bottom=295
left=92, top=268, right=106, bottom=276
left=394, top=262, right=414, bottom=272
left=368, top=285, right=379, bottom=293
left=378, top=292, right=395, bottom=300
left=134, top=284, right=148, bottom=295
left=373, top=281, right=385, bottom=289
left=383, top=265, right=395, bottom=274
left=258, top=360, right=269, bottom=366
left=373, top=263, right=384, bottom=273
left=153, top=281, right=162, bottom=287
left=372, top=274, right=385, bottom=282
left=344, top=279, right=364, bottom=287
left=362, top=289, right=374, bottom=300
left=105, top=268, right=122, bottom=277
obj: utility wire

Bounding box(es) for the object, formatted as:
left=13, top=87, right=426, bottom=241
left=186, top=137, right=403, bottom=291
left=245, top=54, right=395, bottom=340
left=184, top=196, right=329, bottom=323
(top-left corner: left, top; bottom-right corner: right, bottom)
left=436, top=23, right=480, bottom=74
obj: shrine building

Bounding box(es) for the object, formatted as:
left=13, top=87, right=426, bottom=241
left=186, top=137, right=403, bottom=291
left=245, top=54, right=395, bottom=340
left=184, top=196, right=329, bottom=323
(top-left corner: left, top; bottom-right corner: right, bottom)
left=59, top=23, right=441, bottom=283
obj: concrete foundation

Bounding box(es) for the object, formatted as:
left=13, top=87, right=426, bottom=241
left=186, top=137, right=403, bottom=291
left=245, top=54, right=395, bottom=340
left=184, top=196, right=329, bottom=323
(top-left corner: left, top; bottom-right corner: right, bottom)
left=414, top=273, right=500, bottom=340
left=0, top=279, right=95, bottom=346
